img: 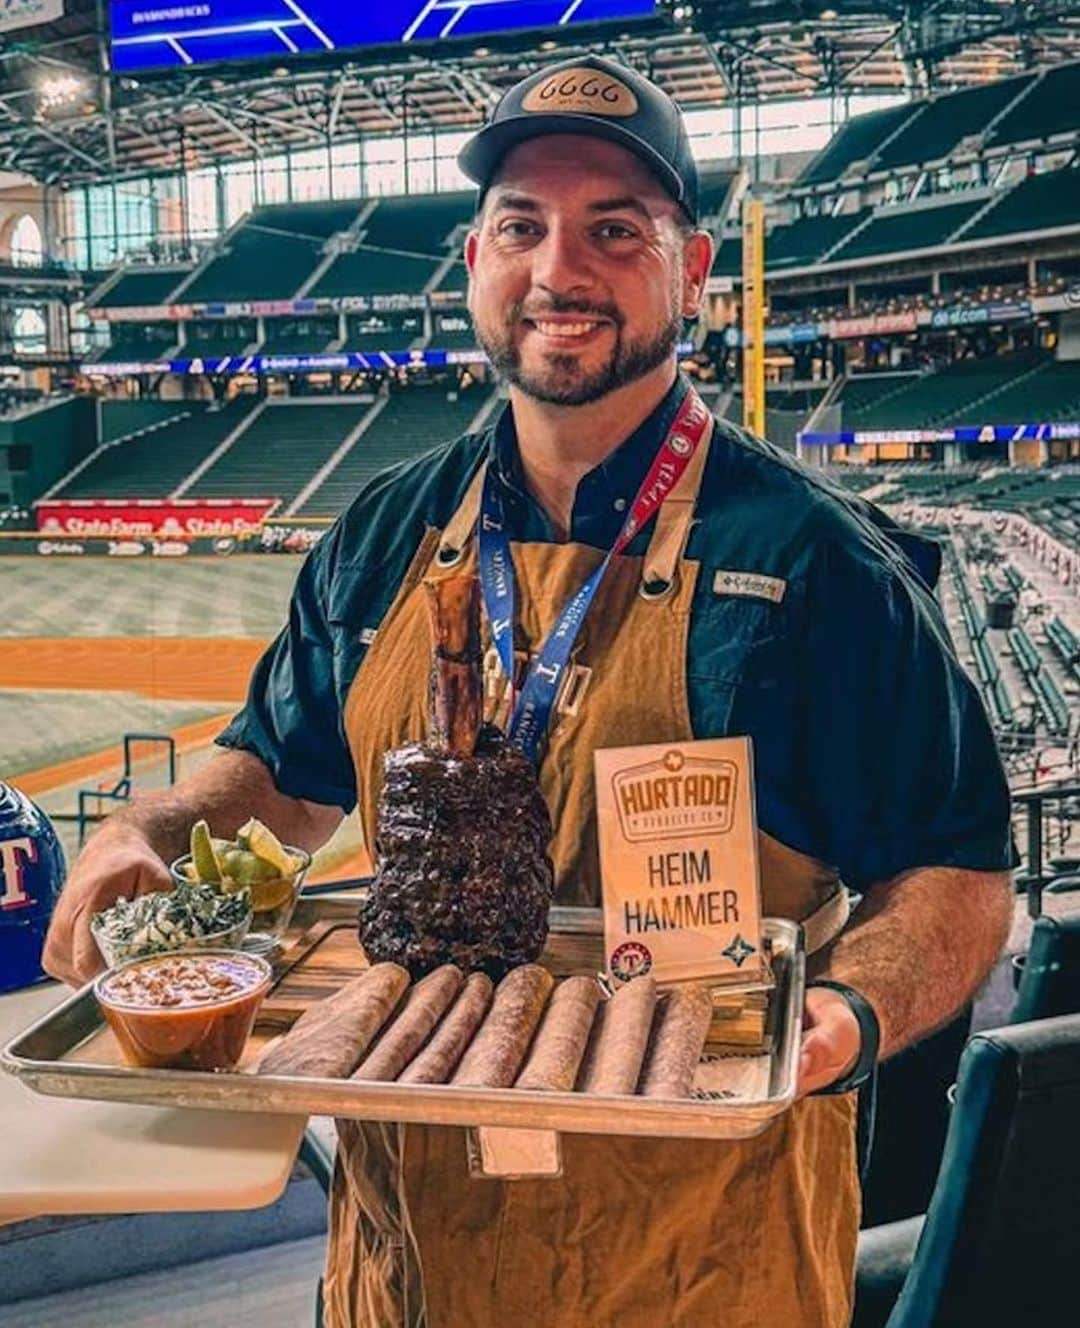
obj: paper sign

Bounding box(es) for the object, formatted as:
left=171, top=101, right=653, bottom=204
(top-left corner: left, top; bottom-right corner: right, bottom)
left=594, top=737, right=764, bottom=987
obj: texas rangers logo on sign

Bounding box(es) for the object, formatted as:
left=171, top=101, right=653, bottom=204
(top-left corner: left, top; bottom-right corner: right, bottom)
left=0, top=836, right=35, bottom=911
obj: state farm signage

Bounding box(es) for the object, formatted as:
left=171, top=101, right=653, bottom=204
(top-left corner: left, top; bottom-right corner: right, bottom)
left=35, top=498, right=278, bottom=539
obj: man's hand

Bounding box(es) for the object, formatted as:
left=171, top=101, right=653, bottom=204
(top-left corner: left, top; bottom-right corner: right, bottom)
left=42, top=823, right=173, bottom=988
left=797, top=987, right=862, bottom=1098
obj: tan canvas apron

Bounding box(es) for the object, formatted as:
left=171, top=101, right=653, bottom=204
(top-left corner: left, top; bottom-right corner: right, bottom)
left=324, top=438, right=860, bottom=1328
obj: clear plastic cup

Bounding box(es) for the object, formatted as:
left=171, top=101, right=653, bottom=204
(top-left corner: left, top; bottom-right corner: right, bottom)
left=91, top=902, right=252, bottom=969
left=95, top=949, right=273, bottom=1070
left=171, top=846, right=311, bottom=956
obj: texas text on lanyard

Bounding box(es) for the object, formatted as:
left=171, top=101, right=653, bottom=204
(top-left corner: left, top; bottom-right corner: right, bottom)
left=478, top=386, right=712, bottom=765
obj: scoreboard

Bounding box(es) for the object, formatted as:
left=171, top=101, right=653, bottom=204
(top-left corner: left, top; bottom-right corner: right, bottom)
left=111, top=1, right=658, bottom=73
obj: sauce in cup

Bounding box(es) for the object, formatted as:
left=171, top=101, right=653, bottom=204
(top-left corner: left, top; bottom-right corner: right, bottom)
left=95, top=951, right=273, bottom=1070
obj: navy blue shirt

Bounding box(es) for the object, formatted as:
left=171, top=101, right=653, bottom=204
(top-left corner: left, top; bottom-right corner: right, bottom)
left=218, top=376, right=1014, bottom=892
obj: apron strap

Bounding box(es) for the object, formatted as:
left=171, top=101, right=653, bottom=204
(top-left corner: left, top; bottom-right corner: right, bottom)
left=436, top=463, right=487, bottom=568
left=435, top=410, right=716, bottom=586
left=639, top=421, right=713, bottom=600
left=802, top=888, right=851, bottom=955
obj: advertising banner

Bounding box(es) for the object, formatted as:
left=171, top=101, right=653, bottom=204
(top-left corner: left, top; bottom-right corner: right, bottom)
left=91, top=292, right=433, bottom=322
left=799, top=421, right=1080, bottom=446
left=0, top=1, right=63, bottom=34
left=35, top=498, right=279, bottom=539
left=0, top=534, right=252, bottom=557
left=828, top=310, right=918, bottom=340
left=928, top=301, right=1032, bottom=329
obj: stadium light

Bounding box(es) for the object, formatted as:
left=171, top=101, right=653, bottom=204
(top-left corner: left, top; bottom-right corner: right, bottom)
left=37, top=74, right=85, bottom=112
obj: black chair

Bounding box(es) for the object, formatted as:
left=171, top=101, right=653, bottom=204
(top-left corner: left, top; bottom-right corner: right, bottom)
left=854, top=1014, right=1080, bottom=1326
left=1010, top=911, right=1080, bottom=1024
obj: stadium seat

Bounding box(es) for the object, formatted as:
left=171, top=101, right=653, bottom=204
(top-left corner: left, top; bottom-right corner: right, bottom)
left=1010, top=913, right=1080, bottom=1024
left=360, top=192, right=474, bottom=255
left=966, top=166, right=1080, bottom=243
left=989, top=61, right=1080, bottom=146
left=310, top=248, right=440, bottom=299
left=798, top=104, right=915, bottom=186
left=57, top=398, right=259, bottom=499
left=295, top=385, right=494, bottom=516
left=91, top=266, right=190, bottom=309
left=187, top=401, right=372, bottom=508
left=853, top=1014, right=1080, bottom=1327
left=831, top=200, right=982, bottom=262
left=871, top=76, right=1035, bottom=171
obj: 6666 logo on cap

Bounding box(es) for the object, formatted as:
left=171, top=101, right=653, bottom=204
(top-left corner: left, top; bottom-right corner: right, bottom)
left=522, top=68, right=638, bottom=118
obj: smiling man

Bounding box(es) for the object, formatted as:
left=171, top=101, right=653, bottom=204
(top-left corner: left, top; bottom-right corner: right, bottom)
left=43, top=54, right=1014, bottom=1328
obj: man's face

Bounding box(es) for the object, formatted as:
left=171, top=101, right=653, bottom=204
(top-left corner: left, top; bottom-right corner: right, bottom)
left=465, top=136, right=711, bottom=406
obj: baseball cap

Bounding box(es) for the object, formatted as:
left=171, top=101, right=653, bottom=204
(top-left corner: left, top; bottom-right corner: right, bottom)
left=458, top=55, right=698, bottom=223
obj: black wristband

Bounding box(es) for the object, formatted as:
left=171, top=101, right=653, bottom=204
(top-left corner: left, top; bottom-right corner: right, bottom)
left=806, top=979, right=881, bottom=1095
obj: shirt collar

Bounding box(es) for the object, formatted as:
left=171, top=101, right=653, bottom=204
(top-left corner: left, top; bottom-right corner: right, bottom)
left=489, top=372, right=691, bottom=545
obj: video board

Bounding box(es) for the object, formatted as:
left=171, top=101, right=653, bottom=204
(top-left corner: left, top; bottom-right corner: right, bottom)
left=111, top=2, right=658, bottom=73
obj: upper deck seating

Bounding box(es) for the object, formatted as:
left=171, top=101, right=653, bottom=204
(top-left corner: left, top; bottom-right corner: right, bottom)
left=181, top=226, right=323, bottom=302
left=965, top=167, right=1080, bottom=242
left=990, top=61, right=1080, bottom=145
left=310, top=249, right=439, bottom=299
left=361, top=193, right=474, bottom=255
left=831, top=199, right=983, bottom=261
left=94, top=268, right=189, bottom=309
left=873, top=76, right=1035, bottom=171
left=798, top=103, right=916, bottom=187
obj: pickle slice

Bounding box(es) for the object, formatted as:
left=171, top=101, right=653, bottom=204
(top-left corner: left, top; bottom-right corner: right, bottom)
left=190, top=820, right=221, bottom=883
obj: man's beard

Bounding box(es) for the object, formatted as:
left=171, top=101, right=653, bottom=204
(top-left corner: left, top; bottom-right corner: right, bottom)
left=472, top=296, right=681, bottom=406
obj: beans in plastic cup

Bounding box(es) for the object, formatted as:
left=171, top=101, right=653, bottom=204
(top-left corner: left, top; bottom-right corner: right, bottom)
left=94, top=949, right=273, bottom=1071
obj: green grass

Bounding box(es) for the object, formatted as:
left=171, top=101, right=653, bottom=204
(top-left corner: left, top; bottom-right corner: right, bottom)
left=2, top=689, right=232, bottom=778
left=0, top=556, right=300, bottom=638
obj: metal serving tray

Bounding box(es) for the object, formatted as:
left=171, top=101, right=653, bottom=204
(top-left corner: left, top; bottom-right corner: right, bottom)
left=2, top=902, right=805, bottom=1145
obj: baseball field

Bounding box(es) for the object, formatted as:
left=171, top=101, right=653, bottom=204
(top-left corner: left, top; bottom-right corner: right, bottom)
left=0, top=555, right=369, bottom=869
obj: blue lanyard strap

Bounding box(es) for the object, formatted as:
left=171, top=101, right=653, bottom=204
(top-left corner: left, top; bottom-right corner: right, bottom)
left=478, top=386, right=711, bottom=765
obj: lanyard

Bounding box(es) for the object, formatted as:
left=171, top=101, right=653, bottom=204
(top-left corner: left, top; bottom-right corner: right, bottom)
left=478, top=386, right=711, bottom=765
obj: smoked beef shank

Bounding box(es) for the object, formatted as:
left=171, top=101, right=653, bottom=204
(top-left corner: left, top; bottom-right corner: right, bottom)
left=358, top=576, right=556, bottom=978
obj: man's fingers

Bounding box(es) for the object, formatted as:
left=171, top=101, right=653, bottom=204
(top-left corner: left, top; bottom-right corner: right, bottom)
left=71, top=904, right=107, bottom=987
left=797, top=989, right=862, bottom=1098
left=44, top=851, right=174, bottom=987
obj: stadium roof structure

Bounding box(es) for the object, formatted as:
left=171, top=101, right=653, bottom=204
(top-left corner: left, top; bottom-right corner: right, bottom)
left=0, top=1, right=1078, bottom=186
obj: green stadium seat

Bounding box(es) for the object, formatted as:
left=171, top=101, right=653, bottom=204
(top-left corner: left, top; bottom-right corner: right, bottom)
left=872, top=76, right=1035, bottom=171
left=182, top=226, right=323, bottom=302
left=296, top=386, right=494, bottom=517
left=830, top=199, right=983, bottom=262
left=965, top=167, right=1080, bottom=243
left=92, top=267, right=190, bottom=309
left=57, top=399, right=258, bottom=499
left=989, top=62, right=1080, bottom=145
left=798, top=103, right=916, bottom=186
left=186, top=401, right=372, bottom=509
left=360, top=193, right=474, bottom=256
left=310, top=249, right=439, bottom=299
